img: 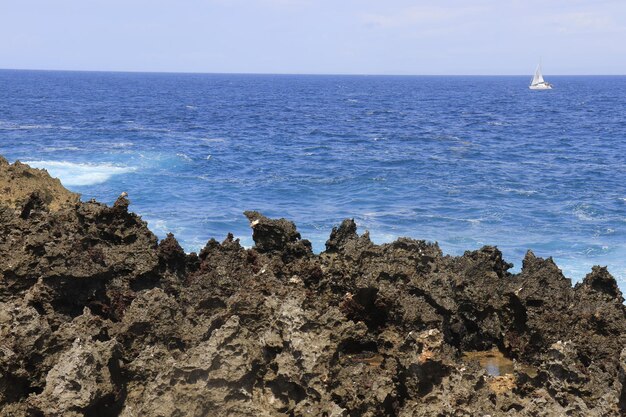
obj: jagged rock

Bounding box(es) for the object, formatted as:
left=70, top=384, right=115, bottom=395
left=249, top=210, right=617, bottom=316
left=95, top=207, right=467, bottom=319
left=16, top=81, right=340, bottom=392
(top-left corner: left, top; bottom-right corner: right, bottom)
left=29, top=338, right=122, bottom=416
left=578, top=265, right=624, bottom=302
left=244, top=211, right=300, bottom=250
left=117, top=288, right=184, bottom=358
left=325, top=218, right=358, bottom=253
left=1, top=158, right=625, bottom=416
left=120, top=315, right=264, bottom=417
left=244, top=210, right=312, bottom=258
left=0, top=157, right=80, bottom=211
left=618, top=348, right=626, bottom=413
left=398, top=329, right=454, bottom=399
left=158, top=233, right=187, bottom=271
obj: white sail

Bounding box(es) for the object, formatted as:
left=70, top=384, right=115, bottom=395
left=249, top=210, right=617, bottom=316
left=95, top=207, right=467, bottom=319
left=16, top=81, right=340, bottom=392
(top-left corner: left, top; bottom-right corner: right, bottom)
left=531, top=64, right=545, bottom=86
left=529, top=61, right=552, bottom=89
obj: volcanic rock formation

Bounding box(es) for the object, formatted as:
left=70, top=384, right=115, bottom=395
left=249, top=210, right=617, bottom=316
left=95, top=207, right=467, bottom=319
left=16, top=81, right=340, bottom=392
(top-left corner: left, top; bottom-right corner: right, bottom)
left=1, top=157, right=625, bottom=416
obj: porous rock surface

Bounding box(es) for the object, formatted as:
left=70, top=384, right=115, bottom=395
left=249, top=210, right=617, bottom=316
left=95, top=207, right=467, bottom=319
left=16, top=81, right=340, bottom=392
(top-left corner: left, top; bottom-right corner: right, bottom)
left=1, top=158, right=625, bottom=416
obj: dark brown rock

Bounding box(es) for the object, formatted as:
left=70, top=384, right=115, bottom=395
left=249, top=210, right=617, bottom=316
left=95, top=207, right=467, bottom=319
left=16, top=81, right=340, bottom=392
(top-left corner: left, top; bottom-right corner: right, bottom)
left=1, top=158, right=625, bottom=416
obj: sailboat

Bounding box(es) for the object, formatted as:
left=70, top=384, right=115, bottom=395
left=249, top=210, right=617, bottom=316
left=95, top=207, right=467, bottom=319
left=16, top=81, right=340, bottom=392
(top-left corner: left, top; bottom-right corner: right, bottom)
left=529, top=61, right=553, bottom=90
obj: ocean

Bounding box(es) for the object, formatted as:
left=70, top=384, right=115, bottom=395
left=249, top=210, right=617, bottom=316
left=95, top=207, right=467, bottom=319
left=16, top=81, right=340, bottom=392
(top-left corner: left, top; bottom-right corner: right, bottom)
left=1, top=69, right=625, bottom=291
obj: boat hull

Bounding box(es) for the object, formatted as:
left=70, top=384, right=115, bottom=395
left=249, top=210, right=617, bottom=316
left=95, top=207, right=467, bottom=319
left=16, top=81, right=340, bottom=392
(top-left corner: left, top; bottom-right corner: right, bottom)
left=529, top=83, right=553, bottom=90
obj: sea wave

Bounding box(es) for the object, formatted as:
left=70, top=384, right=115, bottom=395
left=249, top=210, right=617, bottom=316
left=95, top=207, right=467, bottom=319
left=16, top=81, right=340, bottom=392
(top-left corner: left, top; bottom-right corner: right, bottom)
left=0, top=122, right=75, bottom=131
left=501, top=187, right=538, bottom=196
left=176, top=153, right=193, bottom=161
left=42, top=146, right=82, bottom=152
left=110, top=142, right=134, bottom=148
left=572, top=203, right=596, bottom=221
left=24, top=160, right=135, bottom=186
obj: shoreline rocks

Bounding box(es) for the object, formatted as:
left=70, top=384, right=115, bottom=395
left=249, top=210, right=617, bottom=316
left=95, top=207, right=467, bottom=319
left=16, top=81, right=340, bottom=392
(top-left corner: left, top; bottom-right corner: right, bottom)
left=1, top=158, right=625, bottom=416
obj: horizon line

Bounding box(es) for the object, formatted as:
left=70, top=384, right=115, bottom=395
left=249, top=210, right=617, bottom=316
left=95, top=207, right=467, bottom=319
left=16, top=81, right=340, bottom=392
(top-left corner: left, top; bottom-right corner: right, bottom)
left=1, top=67, right=625, bottom=77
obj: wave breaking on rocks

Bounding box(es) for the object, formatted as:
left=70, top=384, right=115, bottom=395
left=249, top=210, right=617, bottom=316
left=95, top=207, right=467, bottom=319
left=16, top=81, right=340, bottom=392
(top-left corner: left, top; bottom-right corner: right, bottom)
left=1, top=156, right=625, bottom=416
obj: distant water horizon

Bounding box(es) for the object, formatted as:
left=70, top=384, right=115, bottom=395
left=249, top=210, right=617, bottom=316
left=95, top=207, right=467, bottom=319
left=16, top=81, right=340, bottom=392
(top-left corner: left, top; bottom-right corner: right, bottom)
left=2, top=68, right=626, bottom=77
left=1, top=70, right=625, bottom=292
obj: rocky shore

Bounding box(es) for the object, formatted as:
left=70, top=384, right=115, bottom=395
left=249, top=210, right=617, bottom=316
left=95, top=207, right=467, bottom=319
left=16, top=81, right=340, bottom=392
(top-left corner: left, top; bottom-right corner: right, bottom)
left=1, top=155, right=625, bottom=416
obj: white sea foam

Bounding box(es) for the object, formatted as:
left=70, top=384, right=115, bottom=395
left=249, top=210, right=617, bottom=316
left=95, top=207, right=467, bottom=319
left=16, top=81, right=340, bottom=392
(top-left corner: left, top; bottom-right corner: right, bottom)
left=176, top=153, right=192, bottom=161
left=501, top=187, right=538, bottom=196
left=110, top=142, right=134, bottom=148
left=24, top=160, right=135, bottom=186
left=42, top=146, right=82, bottom=152
left=0, top=122, right=76, bottom=131
left=572, top=205, right=594, bottom=221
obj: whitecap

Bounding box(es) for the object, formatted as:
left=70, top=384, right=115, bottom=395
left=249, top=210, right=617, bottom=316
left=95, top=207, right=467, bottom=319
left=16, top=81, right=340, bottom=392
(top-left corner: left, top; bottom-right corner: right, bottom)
left=572, top=205, right=594, bottom=221
left=125, top=123, right=171, bottom=133
left=0, top=122, right=53, bottom=130
left=19, top=124, right=53, bottom=130
left=42, top=146, right=82, bottom=152
left=176, top=153, right=192, bottom=161
left=24, top=160, right=135, bottom=186
left=501, top=187, right=538, bottom=196
left=110, top=142, right=134, bottom=148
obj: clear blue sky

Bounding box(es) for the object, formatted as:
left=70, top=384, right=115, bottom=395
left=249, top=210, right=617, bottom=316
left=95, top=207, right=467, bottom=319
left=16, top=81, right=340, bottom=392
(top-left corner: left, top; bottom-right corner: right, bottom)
left=1, top=0, right=624, bottom=75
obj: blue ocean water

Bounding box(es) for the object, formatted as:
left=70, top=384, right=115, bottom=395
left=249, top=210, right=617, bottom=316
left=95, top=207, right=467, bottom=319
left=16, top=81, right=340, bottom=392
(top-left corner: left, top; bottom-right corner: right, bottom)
left=1, top=70, right=625, bottom=291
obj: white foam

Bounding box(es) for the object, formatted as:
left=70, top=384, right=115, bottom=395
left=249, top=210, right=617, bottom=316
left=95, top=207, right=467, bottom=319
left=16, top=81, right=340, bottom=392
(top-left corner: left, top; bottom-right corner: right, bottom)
left=110, top=142, right=134, bottom=148
left=501, top=187, right=538, bottom=196
left=42, top=146, right=82, bottom=152
left=24, top=160, right=135, bottom=186
left=176, top=153, right=192, bottom=161
left=572, top=205, right=594, bottom=221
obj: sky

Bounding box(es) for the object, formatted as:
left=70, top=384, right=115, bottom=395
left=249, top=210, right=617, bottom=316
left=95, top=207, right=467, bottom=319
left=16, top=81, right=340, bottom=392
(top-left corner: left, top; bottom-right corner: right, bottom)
left=1, top=0, right=625, bottom=75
